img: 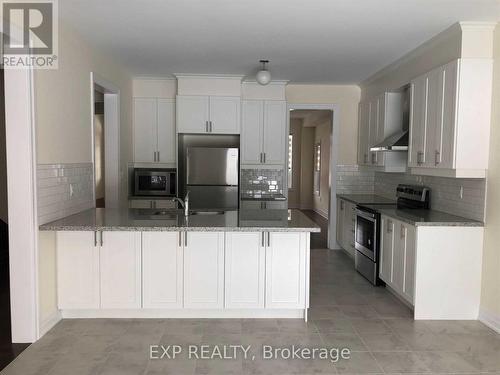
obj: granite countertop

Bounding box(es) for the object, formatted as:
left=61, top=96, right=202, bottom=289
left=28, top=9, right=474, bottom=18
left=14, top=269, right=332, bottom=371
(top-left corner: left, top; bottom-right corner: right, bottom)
left=39, top=208, right=321, bottom=232
left=377, top=207, right=483, bottom=227
left=337, top=194, right=396, bottom=205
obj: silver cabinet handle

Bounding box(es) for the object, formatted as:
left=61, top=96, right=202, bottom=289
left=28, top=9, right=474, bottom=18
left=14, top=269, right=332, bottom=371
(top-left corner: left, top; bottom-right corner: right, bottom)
left=435, top=150, right=440, bottom=166
left=184, top=232, right=188, bottom=247
left=178, top=232, right=182, bottom=247
left=94, top=231, right=98, bottom=247
left=157, top=151, right=160, bottom=162
left=267, top=232, right=270, bottom=247
left=364, top=153, right=368, bottom=164
left=400, top=225, right=405, bottom=239
left=261, top=232, right=265, bottom=247
left=153, top=151, right=156, bottom=162
left=387, top=220, right=392, bottom=233
left=100, top=231, right=103, bottom=246
left=263, top=153, right=266, bottom=163
left=205, top=121, right=209, bottom=132
left=209, top=121, right=213, bottom=132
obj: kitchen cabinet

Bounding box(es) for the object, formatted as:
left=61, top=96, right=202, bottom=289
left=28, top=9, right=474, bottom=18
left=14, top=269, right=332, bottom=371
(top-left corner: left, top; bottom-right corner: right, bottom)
left=265, top=232, right=307, bottom=309
left=142, top=232, right=183, bottom=308
left=129, top=199, right=175, bottom=209
left=225, top=232, right=265, bottom=308
left=133, top=98, right=176, bottom=164
left=57, top=231, right=100, bottom=309
left=336, top=198, right=356, bottom=257
left=357, top=93, right=406, bottom=172
left=183, top=232, right=225, bottom=308
left=176, top=95, right=240, bottom=134
left=409, top=58, right=493, bottom=178
left=100, top=231, right=142, bottom=309
left=379, top=216, right=416, bottom=305
left=241, top=100, right=287, bottom=166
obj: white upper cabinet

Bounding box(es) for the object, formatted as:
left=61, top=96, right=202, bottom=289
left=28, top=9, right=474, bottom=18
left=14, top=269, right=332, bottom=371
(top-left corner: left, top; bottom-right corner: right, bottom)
left=134, top=98, right=176, bottom=164
left=358, top=92, right=406, bottom=172
left=176, top=95, right=240, bottom=134
left=241, top=99, right=286, bottom=166
left=409, top=58, right=493, bottom=178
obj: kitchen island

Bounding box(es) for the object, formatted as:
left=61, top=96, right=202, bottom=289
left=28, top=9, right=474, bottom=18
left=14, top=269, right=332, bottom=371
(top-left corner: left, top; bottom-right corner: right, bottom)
left=40, top=208, right=320, bottom=320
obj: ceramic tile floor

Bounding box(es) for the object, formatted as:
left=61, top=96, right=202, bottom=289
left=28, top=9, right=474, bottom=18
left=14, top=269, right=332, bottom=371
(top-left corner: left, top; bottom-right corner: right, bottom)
left=2, top=249, right=500, bottom=375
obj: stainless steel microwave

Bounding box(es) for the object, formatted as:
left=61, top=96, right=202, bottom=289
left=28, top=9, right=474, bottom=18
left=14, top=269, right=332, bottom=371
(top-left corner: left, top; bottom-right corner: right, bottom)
left=134, top=169, right=176, bottom=196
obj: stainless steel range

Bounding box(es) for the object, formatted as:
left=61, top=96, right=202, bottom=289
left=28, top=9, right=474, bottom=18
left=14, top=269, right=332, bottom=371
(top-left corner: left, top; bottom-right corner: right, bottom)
left=354, top=184, right=430, bottom=285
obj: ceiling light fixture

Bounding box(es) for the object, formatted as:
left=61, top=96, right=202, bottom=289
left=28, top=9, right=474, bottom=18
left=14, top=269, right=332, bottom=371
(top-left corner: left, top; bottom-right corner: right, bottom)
left=256, top=60, right=271, bottom=85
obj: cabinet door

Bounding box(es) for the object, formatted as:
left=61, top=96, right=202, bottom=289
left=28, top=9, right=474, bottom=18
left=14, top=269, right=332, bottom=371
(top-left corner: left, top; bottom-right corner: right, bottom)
left=176, top=95, right=209, bottom=133
left=241, top=100, right=264, bottom=165
left=357, top=102, right=370, bottom=165
left=142, top=232, right=183, bottom=308
left=134, top=98, right=157, bottom=162
left=265, top=232, right=306, bottom=308
left=57, top=231, right=100, bottom=309
left=129, top=199, right=154, bottom=209
left=368, top=99, right=380, bottom=166
left=225, top=232, right=265, bottom=308
left=374, top=95, right=386, bottom=166
left=409, top=75, right=428, bottom=167
left=336, top=199, right=345, bottom=247
left=424, top=68, right=441, bottom=168
left=379, top=217, right=394, bottom=284
left=402, top=224, right=416, bottom=305
left=343, top=201, right=356, bottom=256
left=100, top=231, right=142, bottom=309
left=392, top=222, right=405, bottom=294
left=157, top=99, right=176, bottom=163
left=183, top=232, right=224, bottom=308
left=438, top=60, right=458, bottom=169
left=209, top=96, right=240, bottom=134
left=155, top=200, right=176, bottom=209
left=262, top=101, right=287, bottom=165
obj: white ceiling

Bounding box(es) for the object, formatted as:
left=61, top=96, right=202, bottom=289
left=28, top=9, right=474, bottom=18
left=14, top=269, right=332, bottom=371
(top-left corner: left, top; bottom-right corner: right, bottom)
left=60, top=0, right=500, bottom=83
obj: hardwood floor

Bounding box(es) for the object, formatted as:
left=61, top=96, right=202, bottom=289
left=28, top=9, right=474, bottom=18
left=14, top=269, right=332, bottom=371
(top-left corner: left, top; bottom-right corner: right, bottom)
left=0, top=220, right=29, bottom=371
left=300, top=210, right=329, bottom=249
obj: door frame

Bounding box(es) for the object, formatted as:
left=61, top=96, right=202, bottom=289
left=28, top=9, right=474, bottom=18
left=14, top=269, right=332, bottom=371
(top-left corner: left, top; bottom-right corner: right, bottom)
left=286, top=103, right=340, bottom=249
left=90, top=73, right=120, bottom=208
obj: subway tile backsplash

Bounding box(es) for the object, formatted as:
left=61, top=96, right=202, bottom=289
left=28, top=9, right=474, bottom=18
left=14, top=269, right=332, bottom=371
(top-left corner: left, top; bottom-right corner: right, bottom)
left=37, top=163, right=94, bottom=225
left=241, top=169, right=284, bottom=194
left=374, top=172, right=486, bottom=221
left=336, top=165, right=375, bottom=195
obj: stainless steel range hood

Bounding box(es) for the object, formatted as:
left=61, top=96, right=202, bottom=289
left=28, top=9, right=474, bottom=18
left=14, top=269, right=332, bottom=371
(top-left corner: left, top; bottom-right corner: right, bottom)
left=370, top=130, right=408, bottom=151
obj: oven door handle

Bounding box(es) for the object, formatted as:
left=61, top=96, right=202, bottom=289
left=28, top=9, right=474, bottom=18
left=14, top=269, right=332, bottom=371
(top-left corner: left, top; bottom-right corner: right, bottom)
left=355, top=209, right=377, bottom=222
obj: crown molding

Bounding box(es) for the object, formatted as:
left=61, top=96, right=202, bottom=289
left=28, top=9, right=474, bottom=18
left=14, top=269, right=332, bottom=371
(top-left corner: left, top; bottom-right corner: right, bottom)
left=132, top=76, right=176, bottom=81
left=459, top=21, right=498, bottom=32
left=241, top=80, right=289, bottom=86
left=173, top=73, right=245, bottom=80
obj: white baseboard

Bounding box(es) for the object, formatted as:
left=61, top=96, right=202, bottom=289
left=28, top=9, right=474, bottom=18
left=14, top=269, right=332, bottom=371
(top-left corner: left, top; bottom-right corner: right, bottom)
left=39, top=310, right=62, bottom=338
left=479, top=308, right=500, bottom=333
left=61, top=308, right=306, bottom=319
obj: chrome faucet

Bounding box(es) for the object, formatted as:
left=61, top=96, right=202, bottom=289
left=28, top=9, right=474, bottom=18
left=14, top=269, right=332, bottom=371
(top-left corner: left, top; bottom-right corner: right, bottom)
left=172, top=191, right=190, bottom=216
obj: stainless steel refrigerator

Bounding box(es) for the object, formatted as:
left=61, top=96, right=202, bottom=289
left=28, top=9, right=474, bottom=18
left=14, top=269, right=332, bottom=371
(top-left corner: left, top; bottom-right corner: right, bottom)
left=185, top=147, right=239, bottom=210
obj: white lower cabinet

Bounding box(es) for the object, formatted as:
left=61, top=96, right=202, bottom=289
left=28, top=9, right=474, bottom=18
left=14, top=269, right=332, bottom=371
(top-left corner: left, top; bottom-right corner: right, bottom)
left=100, top=231, right=142, bottom=309
left=265, top=232, right=307, bottom=309
left=183, top=232, right=225, bottom=309
left=225, top=232, right=265, bottom=308
left=142, top=232, right=183, bottom=308
left=336, top=198, right=356, bottom=257
left=57, top=231, right=100, bottom=309
left=379, top=216, right=416, bottom=305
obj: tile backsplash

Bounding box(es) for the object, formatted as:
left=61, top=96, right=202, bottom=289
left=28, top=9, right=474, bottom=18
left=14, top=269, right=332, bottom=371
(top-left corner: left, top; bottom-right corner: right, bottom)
left=374, top=172, right=486, bottom=221
left=241, top=169, right=284, bottom=194
left=37, top=163, right=94, bottom=225
left=336, top=165, right=375, bottom=195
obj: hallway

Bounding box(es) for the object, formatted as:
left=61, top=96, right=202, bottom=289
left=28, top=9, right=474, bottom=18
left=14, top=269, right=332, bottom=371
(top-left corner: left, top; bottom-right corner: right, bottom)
left=301, top=210, right=329, bottom=249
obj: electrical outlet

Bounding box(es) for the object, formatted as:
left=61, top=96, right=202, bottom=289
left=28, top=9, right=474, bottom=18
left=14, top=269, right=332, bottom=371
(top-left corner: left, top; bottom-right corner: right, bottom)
left=459, top=186, right=464, bottom=199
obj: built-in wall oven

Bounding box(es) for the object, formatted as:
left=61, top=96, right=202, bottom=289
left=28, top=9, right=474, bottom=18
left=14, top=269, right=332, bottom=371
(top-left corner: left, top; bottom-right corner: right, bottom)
left=134, top=168, right=176, bottom=197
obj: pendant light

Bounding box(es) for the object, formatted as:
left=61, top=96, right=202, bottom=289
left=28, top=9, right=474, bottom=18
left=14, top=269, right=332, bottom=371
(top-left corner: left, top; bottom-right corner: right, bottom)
left=256, top=60, right=271, bottom=85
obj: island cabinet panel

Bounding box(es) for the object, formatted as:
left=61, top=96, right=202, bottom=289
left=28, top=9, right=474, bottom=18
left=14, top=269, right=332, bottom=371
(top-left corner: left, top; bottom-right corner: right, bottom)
left=142, top=232, right=183, bottom=309
left=183, top=232, right=225, bottom=309
left=57, top=231, right=100, bottom=309
left=100, top=231, right=142, bottom=309
left=265, top=232, right=306, bottom=309
left=224, top=232, right=265, bottom=308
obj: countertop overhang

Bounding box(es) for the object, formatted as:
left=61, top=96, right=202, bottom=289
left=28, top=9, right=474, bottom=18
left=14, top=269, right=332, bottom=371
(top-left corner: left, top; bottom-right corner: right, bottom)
left=39, top=208, right=321, bottom=233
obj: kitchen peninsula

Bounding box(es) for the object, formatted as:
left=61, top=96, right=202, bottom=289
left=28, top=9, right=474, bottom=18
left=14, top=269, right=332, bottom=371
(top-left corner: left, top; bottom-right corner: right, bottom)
left=40, top=208, right=320, bottom=320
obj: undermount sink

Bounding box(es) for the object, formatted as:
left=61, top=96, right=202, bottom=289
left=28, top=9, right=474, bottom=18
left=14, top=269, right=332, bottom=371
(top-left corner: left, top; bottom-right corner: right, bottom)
left=189, top=211, right=225, bottom=216
left=151, top=210, right=177, bottom=217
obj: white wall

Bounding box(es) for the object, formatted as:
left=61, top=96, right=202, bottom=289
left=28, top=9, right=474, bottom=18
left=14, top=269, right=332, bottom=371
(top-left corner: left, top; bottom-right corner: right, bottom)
left=286, top=85, right=360, bottom=165
left=313, top=118, right=331, bottom=217
left=300, top=127, right=314, bottom=209
left=288, top=119, right=302, bottom=208
left=481, top=23, right=500, bottom=326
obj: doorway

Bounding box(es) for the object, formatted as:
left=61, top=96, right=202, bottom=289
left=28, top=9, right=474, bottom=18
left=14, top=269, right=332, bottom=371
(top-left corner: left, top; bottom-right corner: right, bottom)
left=287, top=104, right=339, bottom=249
left=91, top=73, right=120, bottom=209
